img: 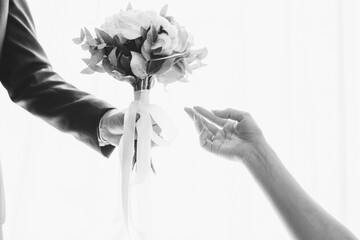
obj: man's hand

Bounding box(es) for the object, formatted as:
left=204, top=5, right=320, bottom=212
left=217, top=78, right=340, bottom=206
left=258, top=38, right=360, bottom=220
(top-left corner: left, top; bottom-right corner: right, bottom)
left=99, top=109, right=126, bottom=146
left=184, top=106, right=265, bottom=163
left=99, top=109, right=162, bottom=147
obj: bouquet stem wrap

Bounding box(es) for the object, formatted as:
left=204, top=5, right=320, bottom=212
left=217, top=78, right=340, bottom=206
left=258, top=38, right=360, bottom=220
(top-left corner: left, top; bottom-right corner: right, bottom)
left=118, top=89, right=176, bottom=239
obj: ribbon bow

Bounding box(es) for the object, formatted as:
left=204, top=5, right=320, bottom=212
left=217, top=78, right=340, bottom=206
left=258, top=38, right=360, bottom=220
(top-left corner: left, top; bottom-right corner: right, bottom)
left=117, top=90, right=176, bottom=239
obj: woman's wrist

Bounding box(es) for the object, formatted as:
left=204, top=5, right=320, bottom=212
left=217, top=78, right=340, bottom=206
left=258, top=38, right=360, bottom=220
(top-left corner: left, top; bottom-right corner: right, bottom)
left=239, top=139, right=276, bottom=169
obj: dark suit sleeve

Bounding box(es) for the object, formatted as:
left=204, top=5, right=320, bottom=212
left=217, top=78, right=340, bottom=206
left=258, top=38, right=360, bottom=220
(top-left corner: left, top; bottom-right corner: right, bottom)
left=0, top=0, right=115, bottom=157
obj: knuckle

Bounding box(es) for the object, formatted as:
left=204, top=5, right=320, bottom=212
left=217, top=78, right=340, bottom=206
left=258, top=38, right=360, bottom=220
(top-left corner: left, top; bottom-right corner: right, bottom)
left=243, top=111, right=250, bottom=117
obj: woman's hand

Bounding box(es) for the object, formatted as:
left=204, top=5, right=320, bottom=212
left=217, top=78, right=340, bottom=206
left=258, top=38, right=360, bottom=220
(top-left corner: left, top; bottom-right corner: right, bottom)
left=184, top=106, right=265, bottom=162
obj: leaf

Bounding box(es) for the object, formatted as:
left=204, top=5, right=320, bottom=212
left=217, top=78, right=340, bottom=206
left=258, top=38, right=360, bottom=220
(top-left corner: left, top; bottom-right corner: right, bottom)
left=156, top=65, right=185, bottom=85
left=119, top=54, right=131, bottom=70
left=135, top=37, right=144, bottom=50
left=72, top=37, right=83, bottom=45
left=151, top=25, right=158, bottom=43
left=84, top=27, right=97, bottom=45
left=147, top=57, right=175, bottom=75
left=141, top=40, right=151, bottom=61
left=82, top=58, right=91, bottom=65
left=117, top=43, right=131, bottom=57
left=157, top=58, right=176, bottom=75
left=102, top=58, right=114, bottom=74
left=95, top=28, right=114, bottom=45
left=97, top=43, right=107, bottom=49
left=160, top=4, right=168, bottom=17
left=112, top=70, right=123, bottom=80
left=146, top=25, right=158, bottom=43
left=141, top=27, right=148, bottom=40
left=126, top=2, right=133, bottom=11
left=130, top=51, right=148, bottom=79
left=80, top=67, right=95, bottom=74
left=93, top=64, right=105, bottom=73
left=176, top=59, right=186, bottom=73
left=81, top=43, right=90, bottom=50
left=113, top=35, right=122, bottom=46
left=112, top=71, right=135, bottom=84
left=196, top=47, right=208, bottom=60
left=89, top=50, right=104, bottom=65
left=80, top=28, right=85, bottom=41
left=108, top=47, right=118, bottom=67
left=152, top=47, right=162, bottom=55
left=165, top=16, right=174, bottom=23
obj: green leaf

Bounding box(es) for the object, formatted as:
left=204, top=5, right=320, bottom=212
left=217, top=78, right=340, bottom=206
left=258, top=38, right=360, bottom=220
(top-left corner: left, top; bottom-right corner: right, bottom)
left=102, top=58, right=114, bottom=74
left=195, top=47, right=208, bottom=60
left=117, top=43, right=131, bottom=57
left=108, top=47, right=118, bottom=67
left=160, top=4, right=168, bottom=17
left=80, top=67, right=95, bottom=74
left=126, top=2, right=133, bottom=11
left=95, top=28, right=114, bottom=45
left=93, top=64, right=105, bottom=73
left=135, top=37, right=144, bottom=50
left=72, top=37, right=83, bottom=45
left=111, top=71, right=135, bottom=84
left=81, top=43, right=90, bottom=50
left=152, top=47, right=162, bottom=55
left=165, top=16, right=174, bottom=23
left=113, top=35, right=121, bottom=45
left=84, top=27, right=97, bottom=45
left=89, top=50, right=104, bottom=65
left=130, top=51, right=148, bottom=79
left=148, top=58, right=175, bottom=75
left=80, top=28, right=85, bottom=41
left=141, top=27, right=148, bottom=40
left=146, top=25, right=158, bottom=43
left=151, top=25, right=158, bottom=43
left=82, top=58, right=91, bottom=65
left=176, top=59, right=186, bottom=73
left=113, top=74, right=135, bottom=84
left=83, top=58, right=105, bottom=73
left=97, top=43, right=107, bottom=49
left=119, top=53, right=131, bottom=70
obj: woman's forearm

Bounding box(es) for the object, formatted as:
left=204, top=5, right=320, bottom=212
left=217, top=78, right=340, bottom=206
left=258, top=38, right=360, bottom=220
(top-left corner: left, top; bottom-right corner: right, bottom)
left=243, top=141, right=358, bottom=240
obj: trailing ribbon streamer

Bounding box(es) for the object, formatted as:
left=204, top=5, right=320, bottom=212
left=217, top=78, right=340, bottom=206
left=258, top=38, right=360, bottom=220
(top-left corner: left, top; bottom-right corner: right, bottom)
left=118, top=90, right=176, bottom=239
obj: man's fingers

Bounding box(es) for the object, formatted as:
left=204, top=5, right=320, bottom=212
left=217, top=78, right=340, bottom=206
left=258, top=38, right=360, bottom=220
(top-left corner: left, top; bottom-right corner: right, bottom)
left=194, top=106, right=227, bottom=127
left=212, top=108, right=248, bottom=122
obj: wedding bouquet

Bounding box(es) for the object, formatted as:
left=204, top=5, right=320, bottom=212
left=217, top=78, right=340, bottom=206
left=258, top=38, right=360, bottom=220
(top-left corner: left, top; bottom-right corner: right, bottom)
left=74, top=3, right=207, bottom=239
left=73, top=4, right=207, bottom=89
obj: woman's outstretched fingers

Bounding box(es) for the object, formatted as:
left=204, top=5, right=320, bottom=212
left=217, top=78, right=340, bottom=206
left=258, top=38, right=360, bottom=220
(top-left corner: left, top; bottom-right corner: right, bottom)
left=212, top=108, right=248, bottom=122
left=185, top=107, right=206, bottom=134
left=199, top=127, right=214, bottom=153
left=194, top=106, right=227, bottom=127
left=185, top=107, right=218, bottom=135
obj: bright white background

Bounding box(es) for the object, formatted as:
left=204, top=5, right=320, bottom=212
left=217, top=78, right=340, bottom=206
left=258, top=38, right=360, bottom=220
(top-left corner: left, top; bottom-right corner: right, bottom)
left=0, top=0, right=359, bottom=239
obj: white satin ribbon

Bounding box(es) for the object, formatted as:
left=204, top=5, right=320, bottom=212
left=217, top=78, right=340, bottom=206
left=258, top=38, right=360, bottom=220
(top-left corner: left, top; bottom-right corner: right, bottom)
left=118, top=90, right=176, bottom=239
